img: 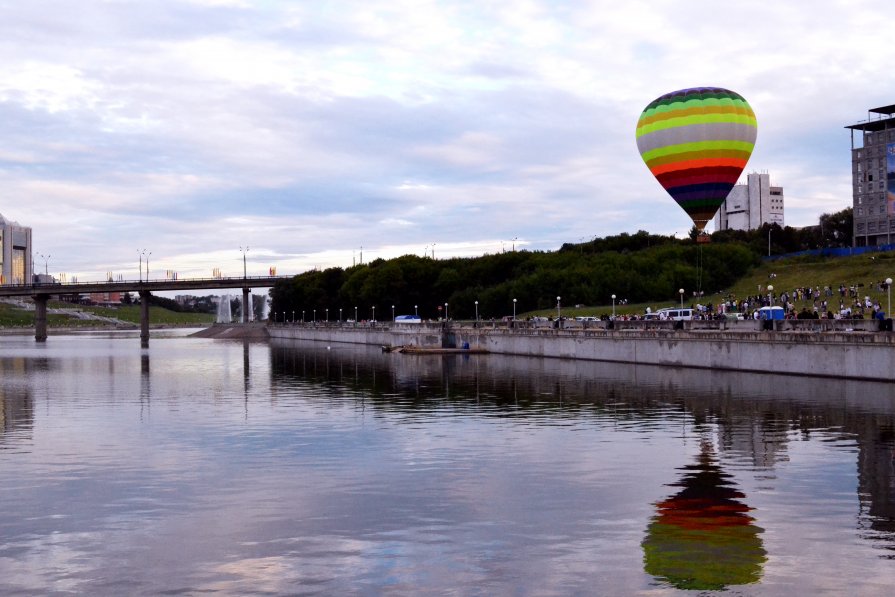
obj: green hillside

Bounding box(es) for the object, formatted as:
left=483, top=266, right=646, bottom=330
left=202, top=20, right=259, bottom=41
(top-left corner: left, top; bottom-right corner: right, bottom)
left=0, top=300, right=213, bottom=329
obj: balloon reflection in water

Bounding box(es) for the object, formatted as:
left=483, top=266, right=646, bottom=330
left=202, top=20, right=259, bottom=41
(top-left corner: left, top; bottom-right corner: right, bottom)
left=642, top=442, right=766, bottom=590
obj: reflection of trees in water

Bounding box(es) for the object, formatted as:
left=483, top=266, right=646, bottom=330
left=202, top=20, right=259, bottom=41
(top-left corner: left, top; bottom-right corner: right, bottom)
left=269, top=340, right=895, bottom=554
left=642, top=442, right=766, bottom=590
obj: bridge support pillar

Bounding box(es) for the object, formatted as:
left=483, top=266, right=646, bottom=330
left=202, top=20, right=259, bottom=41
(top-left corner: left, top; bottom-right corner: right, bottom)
left=33, top=295, right=48, bottom=342
left=242, top=287, right=250, bottom=323
left=139, top=290, right=151, bottom=347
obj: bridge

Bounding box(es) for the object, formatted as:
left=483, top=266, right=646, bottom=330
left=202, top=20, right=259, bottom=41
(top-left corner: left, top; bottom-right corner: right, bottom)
left=0, top=275, right=287, bottom=345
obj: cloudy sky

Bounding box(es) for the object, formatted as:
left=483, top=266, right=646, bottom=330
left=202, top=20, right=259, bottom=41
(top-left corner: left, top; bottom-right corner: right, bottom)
left=0, top=0, right=892, bottom=282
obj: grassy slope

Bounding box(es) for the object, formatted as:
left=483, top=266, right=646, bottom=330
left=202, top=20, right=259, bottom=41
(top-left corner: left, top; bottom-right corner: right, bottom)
left=525, top=250, right=895, bottom=318
left=0, top=300, right=214, bottom=328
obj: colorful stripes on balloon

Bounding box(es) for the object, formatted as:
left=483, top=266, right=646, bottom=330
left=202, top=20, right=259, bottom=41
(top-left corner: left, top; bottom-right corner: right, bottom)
left=636, top=88, right=757, bottom=231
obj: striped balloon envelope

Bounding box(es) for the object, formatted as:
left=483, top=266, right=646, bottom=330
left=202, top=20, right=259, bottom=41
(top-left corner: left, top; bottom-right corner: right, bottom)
left=635, top=87, right=757, bottom=233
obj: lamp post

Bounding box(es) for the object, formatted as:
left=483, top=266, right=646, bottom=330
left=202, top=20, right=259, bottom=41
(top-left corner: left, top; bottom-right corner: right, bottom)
left=302, top=310, right=305, bottom=323
left=444, top=302, right=449, bottom=320
left=767, top=284, right=774, bottom=307
left=240, top=246, right=249, bottom=279
left=138, top=249, right=149, bottom=282
left=513, top=298, right=517, bottom=320
left=679, top=288, right=684, bottom=310
left=392, top=305, right=395, bottom=321
left=474, top=300, right=479, bottom=321
left=38, top=253, right=51, bottom=277
left=354, top=306, right=358, bottom=323
left=326, top=308, right=329, bottom=322
left=886, top=277, right=892, bottom=317
left=372, top=305, right=376, bottom=321
left=556, top=296, right=561, bottom=322
left=414, top=304, right=418, bottom=317
left=611, top=294, right=616, bottom=318
left=339, top=307, right=343, bottom=322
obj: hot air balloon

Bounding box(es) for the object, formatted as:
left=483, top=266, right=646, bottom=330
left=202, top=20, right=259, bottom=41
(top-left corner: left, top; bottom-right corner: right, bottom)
left=635, top=87, right=757, bottom=239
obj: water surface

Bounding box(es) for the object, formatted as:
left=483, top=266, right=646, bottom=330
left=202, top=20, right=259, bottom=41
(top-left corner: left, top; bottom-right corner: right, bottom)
left=1, top=332, right=894, bottom=595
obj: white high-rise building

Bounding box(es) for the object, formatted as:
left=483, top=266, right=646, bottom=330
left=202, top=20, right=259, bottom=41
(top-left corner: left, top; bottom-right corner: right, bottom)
left=712, top=172, right=784, bottom=232
left=0, top=213, right=32, bottom=285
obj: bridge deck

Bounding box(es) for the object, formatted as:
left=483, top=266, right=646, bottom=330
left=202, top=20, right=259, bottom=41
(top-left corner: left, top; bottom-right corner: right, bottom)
left=0, top=275, right=287, bottom=297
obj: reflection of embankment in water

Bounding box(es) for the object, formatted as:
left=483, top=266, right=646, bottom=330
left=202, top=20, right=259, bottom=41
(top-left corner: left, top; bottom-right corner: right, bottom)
left=643, top=441, right=766, bottom=591
left=270, top=338, right=895, bottom=418
left=269, top=338, right=895, bottom=557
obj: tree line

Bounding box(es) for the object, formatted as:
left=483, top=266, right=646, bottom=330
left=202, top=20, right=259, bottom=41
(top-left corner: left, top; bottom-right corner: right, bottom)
left=268, top=209, right=853, bottom=321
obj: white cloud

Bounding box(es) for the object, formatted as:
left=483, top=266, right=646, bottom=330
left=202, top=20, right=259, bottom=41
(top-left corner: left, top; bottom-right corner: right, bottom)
left=0, top=0, right=887, bottom=282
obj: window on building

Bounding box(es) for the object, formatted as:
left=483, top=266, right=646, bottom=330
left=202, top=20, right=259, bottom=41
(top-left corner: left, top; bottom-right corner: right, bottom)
left=858, top=207, right=864, bottom=216
left=869, top=174, right=874, bottom=181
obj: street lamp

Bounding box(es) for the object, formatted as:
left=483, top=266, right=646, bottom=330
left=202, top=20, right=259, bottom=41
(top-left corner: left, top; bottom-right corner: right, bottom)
left=37, top=253, right=51, bottom=277
left=414, top=304, right=418, bottom=317
left=556, top=296, right=561, bottom=322
left=355, top=306, right=358, bottom=322
left=767, top=284, right=774, bottom=306
left=313, top=308, right=316, bottom=322
left=611, top=294, right=616, bottom=318
left=138, top=249, right=149, bottom=282
left=392, top=304, right=395, bottom=321
left=886, top=277, right=892, bottom=317
left=339, top=307, right=343, bottom=322
left=302, top=310, right=305, bottom=323
left=679, top=288, right=684, bottom=310
left=372, top=305, right=376, bottom=321
left=474, top=300, right=479, bottom=321
left=239, top=246, right=249, bottom=279
left=326, top=308, right=329, bottom=322
left=513, top=298, right=517, bottom=320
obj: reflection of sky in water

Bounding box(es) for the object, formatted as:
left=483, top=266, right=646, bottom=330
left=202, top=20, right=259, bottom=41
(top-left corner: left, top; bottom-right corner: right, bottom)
left=0, top=335, right=894, bottom=594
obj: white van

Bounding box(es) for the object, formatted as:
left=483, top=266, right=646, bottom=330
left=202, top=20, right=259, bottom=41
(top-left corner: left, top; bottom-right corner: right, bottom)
left=651, top=307, right=695, bottom=321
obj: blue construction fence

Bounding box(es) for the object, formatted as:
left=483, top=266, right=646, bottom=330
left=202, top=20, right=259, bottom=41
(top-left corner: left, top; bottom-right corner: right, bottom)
left=765, top=243, right=895, bottom=261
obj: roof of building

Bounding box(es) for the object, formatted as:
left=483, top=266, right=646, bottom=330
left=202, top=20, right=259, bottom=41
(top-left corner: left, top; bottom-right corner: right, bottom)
left=845, top=104, right=895, bottom=131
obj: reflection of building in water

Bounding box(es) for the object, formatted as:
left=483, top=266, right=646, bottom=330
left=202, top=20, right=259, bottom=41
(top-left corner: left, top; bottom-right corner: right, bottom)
left=1, top=357, right=37, bottom=440
left=643, top=442, right=766, bottom=590
left=855, top=418, right=895, bottom=555
left=715, top=415, right=790, bottom=470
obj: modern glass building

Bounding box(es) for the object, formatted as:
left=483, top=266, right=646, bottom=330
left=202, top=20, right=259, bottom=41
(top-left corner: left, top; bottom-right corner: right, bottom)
left=846, top=104, right=895, bottom=247
left=0, top=213, right=32, bottom=285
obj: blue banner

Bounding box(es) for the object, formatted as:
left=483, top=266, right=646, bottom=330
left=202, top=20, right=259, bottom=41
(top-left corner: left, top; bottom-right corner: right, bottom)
left=888, top=142, right=895, bottom=216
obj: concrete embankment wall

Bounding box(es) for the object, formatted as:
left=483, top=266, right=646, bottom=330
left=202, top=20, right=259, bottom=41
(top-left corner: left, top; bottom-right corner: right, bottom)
left=268, top=323, right=894, bottom=382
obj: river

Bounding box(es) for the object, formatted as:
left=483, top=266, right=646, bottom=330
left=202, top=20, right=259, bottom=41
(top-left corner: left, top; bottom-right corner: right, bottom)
left=1, top=330, right=893, bottom=595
